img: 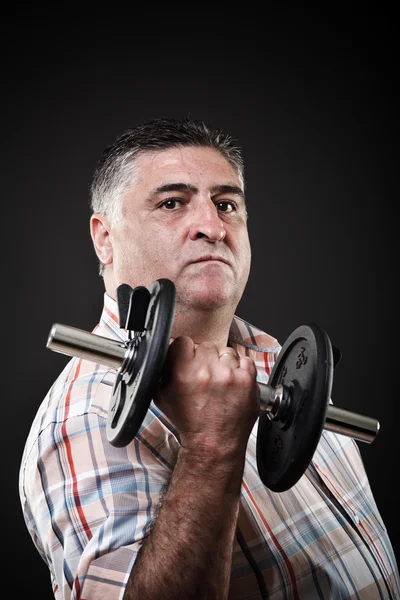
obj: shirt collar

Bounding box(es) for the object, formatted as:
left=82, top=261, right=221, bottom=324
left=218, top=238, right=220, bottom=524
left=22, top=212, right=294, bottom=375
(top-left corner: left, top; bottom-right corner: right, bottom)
left=99, top=292, right=281, bottom=357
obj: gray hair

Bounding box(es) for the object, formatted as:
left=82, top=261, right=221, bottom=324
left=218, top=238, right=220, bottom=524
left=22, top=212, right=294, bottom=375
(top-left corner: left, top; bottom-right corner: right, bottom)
left=90, top=117, right=245, bottom=274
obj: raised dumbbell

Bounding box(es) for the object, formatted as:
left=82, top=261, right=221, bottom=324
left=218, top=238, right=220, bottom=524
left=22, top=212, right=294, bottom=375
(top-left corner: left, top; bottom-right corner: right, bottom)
left=46, top=278, right=379, bottom=492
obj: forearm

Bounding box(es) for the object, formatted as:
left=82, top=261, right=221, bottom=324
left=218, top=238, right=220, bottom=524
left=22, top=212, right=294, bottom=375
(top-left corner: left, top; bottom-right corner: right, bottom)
left=124, top=444, right=245, bottom=600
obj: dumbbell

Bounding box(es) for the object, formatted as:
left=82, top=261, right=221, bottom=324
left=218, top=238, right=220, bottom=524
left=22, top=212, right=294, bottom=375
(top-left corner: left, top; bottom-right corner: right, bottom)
left=46, top=278, right=379, bottom=492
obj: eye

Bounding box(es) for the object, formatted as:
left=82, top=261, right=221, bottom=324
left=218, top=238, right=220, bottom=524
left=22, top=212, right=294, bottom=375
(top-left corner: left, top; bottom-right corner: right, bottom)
left=216, top=201, right=235, bottom=213
left=161, top=198, right=183, bottom=210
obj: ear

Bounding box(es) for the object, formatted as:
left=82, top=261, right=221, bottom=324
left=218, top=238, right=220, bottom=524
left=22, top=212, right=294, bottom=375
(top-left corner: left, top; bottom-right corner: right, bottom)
left=90, top=213, right=113, bottom=267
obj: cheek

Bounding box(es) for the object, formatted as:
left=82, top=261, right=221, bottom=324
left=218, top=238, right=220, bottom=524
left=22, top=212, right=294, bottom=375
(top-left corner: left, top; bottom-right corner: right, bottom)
left=119, top=231, right=170, bottom=272
left=239, top=242, right=252, bottom=280
left=236, top=232, right=251, bottom=260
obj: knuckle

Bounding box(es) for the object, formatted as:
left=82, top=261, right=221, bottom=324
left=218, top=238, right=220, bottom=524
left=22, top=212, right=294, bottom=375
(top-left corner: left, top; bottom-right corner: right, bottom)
left=217, top=367, right=236, bottom=386
left=237, top=368, right=256, bottom=388
left=241, top=356, right=255, bottom=366
left=195, top=366, right=212, bottom=387
left=174, top=335, right=194, bottom=349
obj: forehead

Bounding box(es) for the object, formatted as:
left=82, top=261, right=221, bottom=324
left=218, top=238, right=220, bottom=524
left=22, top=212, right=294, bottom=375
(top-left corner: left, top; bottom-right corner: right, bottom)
left=132, top=146, right=241, bottom=189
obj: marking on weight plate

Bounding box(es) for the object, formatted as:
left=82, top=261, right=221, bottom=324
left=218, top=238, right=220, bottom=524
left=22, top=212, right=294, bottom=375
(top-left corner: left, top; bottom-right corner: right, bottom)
left=129, top=372, right=141, bottom=392
left=271, top=435, right=283, bottom=464
left=278, top=365, right=288, bottom=385
left=147, top=301, right=156, bottom=330
left=296, top=346, right=308, bottom=369
left=110, top=379, right=122, bottom=412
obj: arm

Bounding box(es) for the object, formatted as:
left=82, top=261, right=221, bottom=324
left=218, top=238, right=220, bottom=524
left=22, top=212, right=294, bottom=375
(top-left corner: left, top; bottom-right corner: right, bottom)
left=125, top=337, right=259, bottom=600
left=126, top=440, right=244, bottom=599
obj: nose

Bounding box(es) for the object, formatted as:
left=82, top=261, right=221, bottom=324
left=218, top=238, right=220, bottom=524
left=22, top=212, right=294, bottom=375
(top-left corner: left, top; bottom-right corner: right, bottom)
left=188, top=199, right=226, bottom=242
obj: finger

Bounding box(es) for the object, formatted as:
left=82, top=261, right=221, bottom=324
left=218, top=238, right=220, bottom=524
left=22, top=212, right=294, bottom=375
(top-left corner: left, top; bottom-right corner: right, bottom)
left=193, top=341, right=220, bottom=362
left=239, top=355, right=257, bottom=376
left=218, top=347, right=240, bottom=366
left=163, top=336, right=195, bottom=373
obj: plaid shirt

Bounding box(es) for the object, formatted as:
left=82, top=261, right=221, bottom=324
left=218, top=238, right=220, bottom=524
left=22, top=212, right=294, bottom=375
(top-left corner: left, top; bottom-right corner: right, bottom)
left=19, top=293, right=400, bottom=599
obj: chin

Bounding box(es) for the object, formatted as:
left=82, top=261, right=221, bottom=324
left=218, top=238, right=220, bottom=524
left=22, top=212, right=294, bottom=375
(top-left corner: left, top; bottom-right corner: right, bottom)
left=179, top=281, right=240, bottom=311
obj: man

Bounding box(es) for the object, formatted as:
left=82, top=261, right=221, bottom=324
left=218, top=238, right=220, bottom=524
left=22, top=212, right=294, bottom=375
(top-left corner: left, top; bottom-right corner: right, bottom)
left=19, top=117, right=400, bottom=599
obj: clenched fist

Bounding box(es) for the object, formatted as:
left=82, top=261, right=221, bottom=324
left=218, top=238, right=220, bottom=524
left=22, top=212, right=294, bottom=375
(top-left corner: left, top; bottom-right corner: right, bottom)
left=155, top=337, right=260, bottom=456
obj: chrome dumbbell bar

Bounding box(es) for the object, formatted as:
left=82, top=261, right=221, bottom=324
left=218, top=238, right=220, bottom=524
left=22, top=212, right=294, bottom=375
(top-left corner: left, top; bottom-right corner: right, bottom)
left=47, top=323, right=379, bottom=444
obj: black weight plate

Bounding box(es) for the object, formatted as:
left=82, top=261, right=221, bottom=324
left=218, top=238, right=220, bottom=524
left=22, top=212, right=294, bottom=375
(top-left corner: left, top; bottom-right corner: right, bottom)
left=256, top=323, right=334, bottom=492
left=107, top=278, right=176, bottom=447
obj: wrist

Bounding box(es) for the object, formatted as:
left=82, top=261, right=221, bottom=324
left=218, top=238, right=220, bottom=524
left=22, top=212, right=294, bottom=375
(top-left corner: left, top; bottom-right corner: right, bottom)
left=178, top=435, right=247, bottom=471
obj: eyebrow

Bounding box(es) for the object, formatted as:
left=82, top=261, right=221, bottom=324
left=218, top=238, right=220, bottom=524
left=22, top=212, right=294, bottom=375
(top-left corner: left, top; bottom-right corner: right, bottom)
left=151, top=183, right=245, bottom=198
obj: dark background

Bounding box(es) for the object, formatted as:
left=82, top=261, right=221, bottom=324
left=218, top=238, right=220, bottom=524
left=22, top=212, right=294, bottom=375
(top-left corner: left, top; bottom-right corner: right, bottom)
left=5, top=11, right=398, bottom=597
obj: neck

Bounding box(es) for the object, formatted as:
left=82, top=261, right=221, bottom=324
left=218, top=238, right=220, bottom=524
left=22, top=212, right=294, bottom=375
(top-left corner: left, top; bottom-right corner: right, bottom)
left=104, top=272, right=236, bottom=350
left=171, top=304, right=234, bottom=350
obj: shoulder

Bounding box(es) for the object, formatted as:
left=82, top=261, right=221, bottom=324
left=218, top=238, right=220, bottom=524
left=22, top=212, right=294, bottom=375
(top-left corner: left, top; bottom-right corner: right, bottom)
left=22, top=356, right=117, bottom=459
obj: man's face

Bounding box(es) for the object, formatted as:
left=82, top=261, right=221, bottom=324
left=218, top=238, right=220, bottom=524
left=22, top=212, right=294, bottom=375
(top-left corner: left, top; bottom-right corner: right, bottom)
left=108, top=146, right=251, bottom=312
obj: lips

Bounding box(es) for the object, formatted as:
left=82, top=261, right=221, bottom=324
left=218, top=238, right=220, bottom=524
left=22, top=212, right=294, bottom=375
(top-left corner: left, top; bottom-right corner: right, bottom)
left=190, top=256, right=231, bottom=266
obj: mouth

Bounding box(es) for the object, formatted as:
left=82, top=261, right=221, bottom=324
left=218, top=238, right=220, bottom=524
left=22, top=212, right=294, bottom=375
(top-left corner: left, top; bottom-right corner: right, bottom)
left=190, top=256, right=231, bottom=266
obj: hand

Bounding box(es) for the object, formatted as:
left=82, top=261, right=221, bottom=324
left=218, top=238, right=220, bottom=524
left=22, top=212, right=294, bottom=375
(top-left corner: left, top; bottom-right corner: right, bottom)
left=155, top=337, right=260, bottom=454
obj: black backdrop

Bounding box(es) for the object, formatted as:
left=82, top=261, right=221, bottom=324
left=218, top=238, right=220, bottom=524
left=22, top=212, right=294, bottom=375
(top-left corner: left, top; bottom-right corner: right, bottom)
left=5, top=12, right=398, bottom=597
